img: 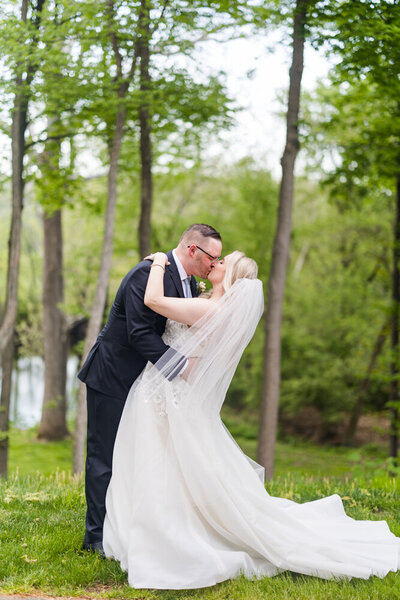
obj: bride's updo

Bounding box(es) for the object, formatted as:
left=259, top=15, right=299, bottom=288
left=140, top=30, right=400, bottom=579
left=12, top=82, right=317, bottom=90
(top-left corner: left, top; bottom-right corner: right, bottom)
left=223, top=251, right=258, bottom=291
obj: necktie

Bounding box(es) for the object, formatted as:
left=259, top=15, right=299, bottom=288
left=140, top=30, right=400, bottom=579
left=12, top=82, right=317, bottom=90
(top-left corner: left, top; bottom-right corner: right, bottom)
left=183, top=277, right=192, bottom=298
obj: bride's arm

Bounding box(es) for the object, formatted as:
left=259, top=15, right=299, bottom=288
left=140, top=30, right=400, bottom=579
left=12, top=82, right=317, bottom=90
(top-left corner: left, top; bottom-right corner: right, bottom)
left=144, top=252, right=213, bottom=326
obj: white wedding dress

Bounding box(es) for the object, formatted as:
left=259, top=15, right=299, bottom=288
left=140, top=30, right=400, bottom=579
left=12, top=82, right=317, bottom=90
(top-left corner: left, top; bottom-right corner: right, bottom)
left=103, top=280, right=400, bottom=589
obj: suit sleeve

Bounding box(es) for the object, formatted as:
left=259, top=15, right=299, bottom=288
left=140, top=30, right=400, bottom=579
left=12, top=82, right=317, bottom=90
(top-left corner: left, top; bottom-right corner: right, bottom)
left=124, top=264, right=186, bottom=378
left=124, top=263, right=168, bottom=363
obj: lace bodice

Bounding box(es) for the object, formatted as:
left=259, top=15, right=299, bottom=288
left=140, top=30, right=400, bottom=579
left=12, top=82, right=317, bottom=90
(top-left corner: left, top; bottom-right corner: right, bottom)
left=162, top=319, right=188, bottom=345
left=139, top=319, right=189, bottom=417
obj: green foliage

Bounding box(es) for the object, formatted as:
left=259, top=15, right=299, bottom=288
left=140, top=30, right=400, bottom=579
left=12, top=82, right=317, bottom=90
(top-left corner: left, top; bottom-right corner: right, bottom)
left=0, top=0, right=240, bottom=215
left=298, top=0, right=400, bottom=436
left=2, top=0, right=400, bottom=447
left=310, top=0, right=400, bottom=95
left=3, top=153, right=396, bottom=433
left=279, top=177, right=393, bottom=433
left=148, top=159, right=278, bottom=410
left=302, top=79, right=400, bottom=198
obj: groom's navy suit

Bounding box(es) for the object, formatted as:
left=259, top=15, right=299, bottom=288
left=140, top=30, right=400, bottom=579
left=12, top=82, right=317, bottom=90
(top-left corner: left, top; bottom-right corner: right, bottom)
left=78, top=251, right=197, bottom=545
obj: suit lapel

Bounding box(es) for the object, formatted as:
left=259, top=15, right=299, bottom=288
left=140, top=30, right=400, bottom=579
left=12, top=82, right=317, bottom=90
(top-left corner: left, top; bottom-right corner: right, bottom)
left=166, top=250, right=184, bottom=298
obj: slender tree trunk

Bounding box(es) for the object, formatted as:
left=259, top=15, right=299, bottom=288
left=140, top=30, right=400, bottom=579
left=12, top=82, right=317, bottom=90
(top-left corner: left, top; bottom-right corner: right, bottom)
left=38, top=209, right=69, bottom=440
left=0, top=0, right=45, bottom=357
left=0, top=2, right=28, bottom=358
left=0, top=338, right=14, bottom=478
left=138, top=0, right=153, bottom=259
left=389, top=173, right=400, bottom=463
left=0, top=92, right=25, bottom=475
left=257, top=0, right=308, bottom=479
left=344, top=318, right=388, bottom=444
left=73, top=1, right=139, bottom=474
left=0, top=0, right=45, bottom=475
left=73, top=105, right=128, bottom=474
left=0, top=102, right=24, bottom=355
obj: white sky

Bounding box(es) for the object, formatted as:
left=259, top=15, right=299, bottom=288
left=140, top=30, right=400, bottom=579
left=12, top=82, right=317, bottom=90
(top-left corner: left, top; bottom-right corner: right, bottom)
left=0, top=32, right=333, bottom=180
left=194, top=33, right=332, bottom=176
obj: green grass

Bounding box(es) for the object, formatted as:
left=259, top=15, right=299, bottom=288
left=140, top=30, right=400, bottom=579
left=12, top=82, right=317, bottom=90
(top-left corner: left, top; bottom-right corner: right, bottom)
left=1, top=471, right=399, bottom=599
left=8, top=427, right=73, bottom=476
left=1, top=425, right=399, bottom=599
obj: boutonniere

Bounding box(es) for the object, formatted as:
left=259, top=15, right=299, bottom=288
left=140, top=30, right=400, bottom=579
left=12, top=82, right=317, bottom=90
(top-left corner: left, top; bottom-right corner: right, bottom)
left=196, top=281, right=207, bottom=294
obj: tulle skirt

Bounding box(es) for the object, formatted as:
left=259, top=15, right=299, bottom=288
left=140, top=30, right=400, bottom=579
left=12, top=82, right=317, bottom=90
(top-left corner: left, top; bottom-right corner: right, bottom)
left=103, top=364, right=400, bottom=589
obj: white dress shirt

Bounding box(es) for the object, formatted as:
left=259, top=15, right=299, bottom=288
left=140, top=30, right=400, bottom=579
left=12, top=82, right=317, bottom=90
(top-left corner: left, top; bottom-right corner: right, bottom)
left=170, top=249, right=191, bottom=376
left=172, top=249, right=192, bottom=297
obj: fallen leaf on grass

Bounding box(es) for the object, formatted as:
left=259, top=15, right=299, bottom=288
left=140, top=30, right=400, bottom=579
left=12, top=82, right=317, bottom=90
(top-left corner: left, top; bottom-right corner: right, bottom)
left=21, top=554, right=37, bottom=563
left=341, top=496, right=357, bottom=506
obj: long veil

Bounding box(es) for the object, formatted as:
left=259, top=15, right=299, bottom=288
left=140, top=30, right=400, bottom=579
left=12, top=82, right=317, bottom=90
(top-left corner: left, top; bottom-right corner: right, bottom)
left=138, top=277, right=264, bottom=411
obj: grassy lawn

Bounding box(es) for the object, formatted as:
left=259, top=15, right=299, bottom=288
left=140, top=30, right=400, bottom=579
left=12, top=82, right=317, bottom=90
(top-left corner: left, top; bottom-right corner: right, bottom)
left=8, top=428, right=73, bottom=476
left=1, top=424, right=399, bottom=599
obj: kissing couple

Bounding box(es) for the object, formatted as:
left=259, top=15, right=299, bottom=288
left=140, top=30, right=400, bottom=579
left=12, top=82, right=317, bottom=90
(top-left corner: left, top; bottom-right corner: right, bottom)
left=78, top=223, right=400, bottom=589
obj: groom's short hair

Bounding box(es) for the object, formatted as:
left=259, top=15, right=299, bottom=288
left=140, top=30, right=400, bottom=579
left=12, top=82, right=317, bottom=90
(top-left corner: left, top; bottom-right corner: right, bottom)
left=179, top=224, right=222, bottom=246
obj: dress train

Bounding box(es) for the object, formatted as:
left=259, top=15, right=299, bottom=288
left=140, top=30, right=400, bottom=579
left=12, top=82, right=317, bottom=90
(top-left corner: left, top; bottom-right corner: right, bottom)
left=103, top=320, right=400, bottom=589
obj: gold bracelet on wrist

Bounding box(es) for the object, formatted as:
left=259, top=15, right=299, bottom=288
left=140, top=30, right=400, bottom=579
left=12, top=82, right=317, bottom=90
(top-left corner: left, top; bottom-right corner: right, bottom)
left=151, top=263, right=165, bottom=271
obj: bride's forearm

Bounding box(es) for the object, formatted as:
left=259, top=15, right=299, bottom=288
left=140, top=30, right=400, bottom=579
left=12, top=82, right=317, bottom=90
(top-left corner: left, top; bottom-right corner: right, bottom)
left=144, top=252, right=213, bottom=326
left=144, top=253, right=167, bottom=310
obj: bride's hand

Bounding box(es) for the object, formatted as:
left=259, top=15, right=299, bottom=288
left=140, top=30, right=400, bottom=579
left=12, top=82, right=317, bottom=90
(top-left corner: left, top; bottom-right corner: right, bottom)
left=144, top=252, right=170, bottom=266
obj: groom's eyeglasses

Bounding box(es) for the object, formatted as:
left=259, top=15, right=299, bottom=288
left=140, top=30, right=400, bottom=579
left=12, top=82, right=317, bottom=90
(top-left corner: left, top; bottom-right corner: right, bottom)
left=188, top=245, right=221, bottom=263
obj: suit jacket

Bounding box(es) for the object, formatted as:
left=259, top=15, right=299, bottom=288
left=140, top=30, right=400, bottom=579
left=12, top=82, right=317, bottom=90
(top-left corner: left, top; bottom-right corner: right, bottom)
left=78, top=251, right=198, bottom=400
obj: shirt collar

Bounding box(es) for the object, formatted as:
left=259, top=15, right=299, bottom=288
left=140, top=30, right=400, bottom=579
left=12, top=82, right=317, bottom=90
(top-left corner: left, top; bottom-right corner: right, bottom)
left=172, top=248, right=189, bottom=282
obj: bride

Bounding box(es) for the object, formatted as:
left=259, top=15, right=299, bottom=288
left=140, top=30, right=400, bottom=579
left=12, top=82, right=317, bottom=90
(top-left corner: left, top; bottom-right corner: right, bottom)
left=103, top=250, right=400, bottom=589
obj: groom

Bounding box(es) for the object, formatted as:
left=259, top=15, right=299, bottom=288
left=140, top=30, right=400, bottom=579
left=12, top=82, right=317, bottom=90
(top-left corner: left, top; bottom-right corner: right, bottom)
left=78, top=223, right=222, bottom=555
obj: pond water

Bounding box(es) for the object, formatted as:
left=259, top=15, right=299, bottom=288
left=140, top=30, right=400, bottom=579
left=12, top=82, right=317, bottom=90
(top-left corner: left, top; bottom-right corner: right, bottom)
left=6, top=356, right=79, bottom=429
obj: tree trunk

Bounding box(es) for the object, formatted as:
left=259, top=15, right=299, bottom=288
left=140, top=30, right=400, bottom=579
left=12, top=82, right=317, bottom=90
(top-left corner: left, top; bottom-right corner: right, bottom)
left=0, top=338, right=14, bottom=478
left=344, top=317, right=388, bottom=445
left=0, top=1, right=28, bottom=358
left=389, top=173, right=400, bottom=463
left=138, top=0, right=153, bottom=259
left=257, top=0, right=308, bottom=479
left=0, top=0, right=45, bottom=357
left=0, top=100, right=25, bottom=356
left=0, top=90, right=25, bottom=476
left=73, top=2, right=139, bottom=474
left=38, top=209, right=69, bottom=440
left=0, top=0, right=45, bottom=476
left=73, top=105, right=128, bottom=473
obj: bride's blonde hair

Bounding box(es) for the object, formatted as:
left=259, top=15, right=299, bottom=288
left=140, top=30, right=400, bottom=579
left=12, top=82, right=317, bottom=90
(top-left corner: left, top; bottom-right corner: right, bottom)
left=223, top=251, right=258, bottom=291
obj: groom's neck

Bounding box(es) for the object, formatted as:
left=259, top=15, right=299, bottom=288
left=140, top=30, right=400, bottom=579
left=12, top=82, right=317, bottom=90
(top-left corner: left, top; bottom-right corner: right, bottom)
left=174, top=246, right=192, bottom=276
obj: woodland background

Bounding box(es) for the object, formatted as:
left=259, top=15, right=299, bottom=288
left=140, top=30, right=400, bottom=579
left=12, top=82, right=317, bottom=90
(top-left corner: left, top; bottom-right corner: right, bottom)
left=1, top=0, right=399, bottom=479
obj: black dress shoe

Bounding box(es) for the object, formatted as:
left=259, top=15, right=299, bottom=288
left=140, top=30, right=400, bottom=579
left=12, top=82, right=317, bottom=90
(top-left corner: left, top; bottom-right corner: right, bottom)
left=82, top=541, right=106, bottom=558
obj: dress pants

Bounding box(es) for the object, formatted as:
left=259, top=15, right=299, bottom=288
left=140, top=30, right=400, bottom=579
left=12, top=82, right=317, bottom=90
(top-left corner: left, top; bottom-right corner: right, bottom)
left=84, top=385, right=126, bottom=544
